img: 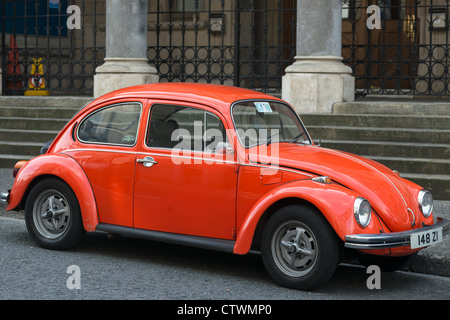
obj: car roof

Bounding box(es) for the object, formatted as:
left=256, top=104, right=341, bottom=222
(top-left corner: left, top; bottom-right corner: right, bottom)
left=93, top=83, right=283, bottom=113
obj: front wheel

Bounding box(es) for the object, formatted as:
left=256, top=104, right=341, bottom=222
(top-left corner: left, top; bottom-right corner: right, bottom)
left=25, top=178, right=85, bottom=250
left=261, top=205, right=341, bottom=290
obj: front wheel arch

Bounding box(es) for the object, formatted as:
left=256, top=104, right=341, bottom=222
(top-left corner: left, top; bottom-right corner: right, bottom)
left=260, top=203, right=342, bottom=290
left=251, top=198, right=342, bottom=251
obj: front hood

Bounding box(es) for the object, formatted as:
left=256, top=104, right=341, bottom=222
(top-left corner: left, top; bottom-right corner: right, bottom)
left=248, top=144, right=419, bottom=232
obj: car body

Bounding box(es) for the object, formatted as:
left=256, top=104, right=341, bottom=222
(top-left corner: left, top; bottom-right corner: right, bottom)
left=1, top=83, right=449, bottom=290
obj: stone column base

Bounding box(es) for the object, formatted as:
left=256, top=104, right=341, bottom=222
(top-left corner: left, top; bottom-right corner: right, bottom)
left=94, top=58, right=159, bottom=98
left=282, top=56, right=354, bottom=114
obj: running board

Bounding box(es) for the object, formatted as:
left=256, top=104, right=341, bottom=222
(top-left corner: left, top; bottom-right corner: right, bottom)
left=95, top=223, right=236, bottom=253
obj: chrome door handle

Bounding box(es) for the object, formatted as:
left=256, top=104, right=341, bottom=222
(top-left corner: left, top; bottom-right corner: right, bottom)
left=137, top=156, right=158, bottom=167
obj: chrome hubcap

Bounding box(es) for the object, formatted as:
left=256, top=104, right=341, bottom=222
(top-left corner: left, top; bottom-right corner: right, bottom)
left=33, top=190, right=71, bottom=239
left=271, top=221, right=318, bottom=277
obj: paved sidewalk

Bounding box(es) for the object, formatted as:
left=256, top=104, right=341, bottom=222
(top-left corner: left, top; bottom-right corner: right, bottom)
left=1, top=168, right=449, bottom=277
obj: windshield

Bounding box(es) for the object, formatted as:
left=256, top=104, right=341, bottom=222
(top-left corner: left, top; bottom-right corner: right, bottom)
left=232, top=101, right=311, bottom=148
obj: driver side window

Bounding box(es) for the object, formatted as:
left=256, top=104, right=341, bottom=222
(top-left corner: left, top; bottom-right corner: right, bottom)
left=146, top=104, right=228, bottom=152
left=77, top=103, right=142, bottom=146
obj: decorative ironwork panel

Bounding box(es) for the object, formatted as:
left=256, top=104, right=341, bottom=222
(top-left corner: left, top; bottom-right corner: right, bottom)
left=342, top=0, right=450, bottom=97
left=1, top=0, right=105, bottom=95
left=148, top=0, right=297, bottom=94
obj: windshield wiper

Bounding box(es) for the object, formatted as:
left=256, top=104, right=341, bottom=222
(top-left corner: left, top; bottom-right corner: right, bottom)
left=290, top=132, right=306, bottom=144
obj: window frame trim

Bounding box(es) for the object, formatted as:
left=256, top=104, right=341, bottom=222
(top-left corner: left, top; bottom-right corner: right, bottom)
left=76, top=101, right=143, bottom=148
left=145, top=103, right=229, bottom=153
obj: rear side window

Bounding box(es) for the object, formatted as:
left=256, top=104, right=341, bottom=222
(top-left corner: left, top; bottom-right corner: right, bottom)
left=77, top=103, right=142, bottom=146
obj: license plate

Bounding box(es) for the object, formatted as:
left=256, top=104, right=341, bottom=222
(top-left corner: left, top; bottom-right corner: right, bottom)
left=410, top=228, right=443, bottom=249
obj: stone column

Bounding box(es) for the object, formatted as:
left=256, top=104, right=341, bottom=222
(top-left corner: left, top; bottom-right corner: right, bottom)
left=94, top=0, right=158, bottom=98
left=282, top=0, right=354, bottom=113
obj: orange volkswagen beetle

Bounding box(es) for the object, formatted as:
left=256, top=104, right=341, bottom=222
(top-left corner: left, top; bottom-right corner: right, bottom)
left=1, top=83, right=449, bottom=290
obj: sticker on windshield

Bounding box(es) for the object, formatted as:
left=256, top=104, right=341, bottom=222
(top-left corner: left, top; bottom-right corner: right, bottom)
left=254, top=102, right=272, bottom=113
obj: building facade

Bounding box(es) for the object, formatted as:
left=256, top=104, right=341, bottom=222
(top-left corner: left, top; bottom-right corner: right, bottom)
left=1, top=0, right=450, bottom=100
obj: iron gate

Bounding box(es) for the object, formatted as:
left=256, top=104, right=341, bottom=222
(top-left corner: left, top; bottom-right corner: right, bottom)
left=343, top=0, right=450, bottom=97
left=1, top=0, right=105, bottom=95
left=1, top=0, right=297, bottom=96
left=147, top=0, right=296, bottom=94
left=2, top=0, right=450, bottom=97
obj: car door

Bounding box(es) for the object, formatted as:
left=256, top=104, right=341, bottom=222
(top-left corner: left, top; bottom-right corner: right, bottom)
left=70, top=100, right=144, bottom=227
left=134, top=102, right=238, bottom=240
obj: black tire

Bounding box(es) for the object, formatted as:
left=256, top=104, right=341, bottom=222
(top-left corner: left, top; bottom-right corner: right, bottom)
left=25, top=178, right=85, bottom=250
left=261, top=204, right=341, bottom=290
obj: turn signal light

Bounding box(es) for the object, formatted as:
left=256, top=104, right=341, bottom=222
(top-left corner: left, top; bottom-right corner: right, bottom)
left=312, top=176, right=332, bottom=184
left=13, top=161, right=27, bottom=178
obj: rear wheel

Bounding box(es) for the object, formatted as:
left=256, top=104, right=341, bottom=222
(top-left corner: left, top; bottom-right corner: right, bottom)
left=261, top=204, right=341, bottom=290
left=25, top=178, right=85, bottom=250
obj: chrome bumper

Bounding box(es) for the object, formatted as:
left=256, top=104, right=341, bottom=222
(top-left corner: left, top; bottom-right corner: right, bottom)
left=345, top=217, right=450, bottom=250
left=0, top=191, right=9, bottom=203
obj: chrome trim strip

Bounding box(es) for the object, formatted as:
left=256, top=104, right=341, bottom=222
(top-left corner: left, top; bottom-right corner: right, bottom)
left=63, top=148, right=238, bottom=165
left=137, top=151, right=237, bottom=165
left=64, top=148, right=136, bottom=155
left=344, top=217, right=450, bottom=250
left=240, top=163, right=314, bottom=178
left=76, top=101, right=143, bottom=148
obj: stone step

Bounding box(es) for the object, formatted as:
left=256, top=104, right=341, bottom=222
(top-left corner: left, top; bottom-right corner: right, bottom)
left=0, top=129, right=58, bottom=143
left=400, top=173, right=450, bottom=200
left=332, top=101, right=450, bottom=116
left=0, top=117, right=68, bottom=131
left=0, top=100, right=79, bottom=170
left=0, top=154, right=34, bottom=169
left=320, top=140, right=450, bottom=160
left=0, top=106, right=79, bottom=119
left=302, top=113, right=450, bottom=130
left=307, top=126, right=450, bottom=144
left=0, top=141, right=43, bottom=157
left=368, top=156, right=450, bottom=176
left=0, top=96, right=92, bottom=109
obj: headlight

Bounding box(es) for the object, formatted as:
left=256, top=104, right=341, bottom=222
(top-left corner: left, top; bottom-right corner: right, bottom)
left=354, top=197, right=371, bottom=228
left=418, top=190, right=433, bottom=218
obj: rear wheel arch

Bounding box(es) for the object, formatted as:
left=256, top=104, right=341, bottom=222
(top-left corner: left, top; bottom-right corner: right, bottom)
left=10, top=155, right=99, bottom=231
left=19, top=174, right=64, bottom=211
left=25, top=177, right=85, bottom=250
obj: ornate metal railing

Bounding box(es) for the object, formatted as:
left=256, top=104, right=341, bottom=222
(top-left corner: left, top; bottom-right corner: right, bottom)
left=1, top=0, right=105, bottom=95
left=343, top=0, right=450, bottom=97
left=2, top=0, right=450, bottom=97
left=148, top=0, right=296, bottom=94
